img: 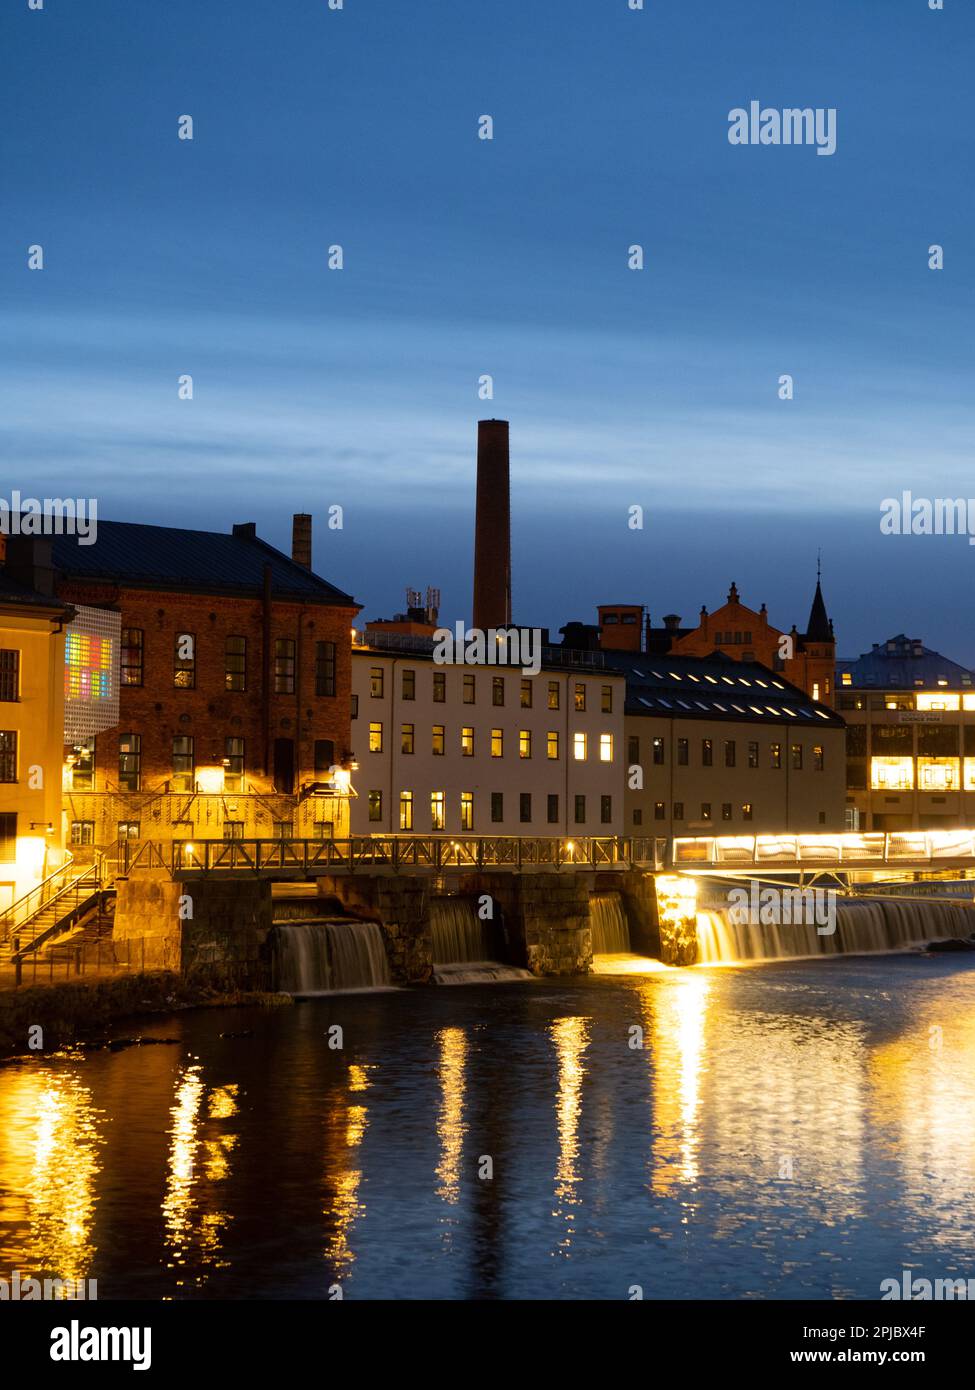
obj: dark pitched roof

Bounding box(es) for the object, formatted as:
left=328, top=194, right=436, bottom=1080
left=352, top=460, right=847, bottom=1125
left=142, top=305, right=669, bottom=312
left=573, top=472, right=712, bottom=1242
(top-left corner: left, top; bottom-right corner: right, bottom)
left=0, top=570, right=73, bottom=617
left=52, top=520, right=357, bottom=607
left=837, top=635, right=975, bottom=690
left=603, top=650, right=845, bottom=727
left=804, top=579, right=833, bottom=643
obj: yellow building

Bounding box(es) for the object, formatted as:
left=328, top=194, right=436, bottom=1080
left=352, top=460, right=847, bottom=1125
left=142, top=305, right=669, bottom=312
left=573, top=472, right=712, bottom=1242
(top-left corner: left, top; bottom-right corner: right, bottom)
left=0, top=542, right=74, bottom=909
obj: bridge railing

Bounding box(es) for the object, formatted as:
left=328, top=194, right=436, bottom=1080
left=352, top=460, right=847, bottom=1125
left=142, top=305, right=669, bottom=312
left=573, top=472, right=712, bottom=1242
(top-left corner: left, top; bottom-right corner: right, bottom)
left=672, top=829, right=975, bottom=870
left=118, top=835, right=667, bottom=877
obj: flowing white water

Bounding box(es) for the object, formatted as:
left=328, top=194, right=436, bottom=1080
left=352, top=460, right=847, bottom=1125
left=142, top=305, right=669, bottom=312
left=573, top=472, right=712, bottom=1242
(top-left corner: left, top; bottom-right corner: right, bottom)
left=429, top=898, right=530, bottom=984
left=696, top=897, right=975, bottom=965
left=273, top=920, right=392, bottom=993
left=589, top=893, right=631, bottom=954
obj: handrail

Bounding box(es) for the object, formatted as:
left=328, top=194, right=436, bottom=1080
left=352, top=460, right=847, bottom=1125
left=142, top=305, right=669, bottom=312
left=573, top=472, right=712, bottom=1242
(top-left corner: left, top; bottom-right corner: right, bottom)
left=0, top=854, right=102, bottom=945
left=0, top=852, right=76, bottom=940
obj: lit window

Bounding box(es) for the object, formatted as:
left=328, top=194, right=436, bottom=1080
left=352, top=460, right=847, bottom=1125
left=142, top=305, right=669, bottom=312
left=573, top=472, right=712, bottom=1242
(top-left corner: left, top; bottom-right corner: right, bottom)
left=519, top=730, right=532, bottom=759
left=369, top=722, right=383, bottom=753
left=430, top=791, right=445, bottom=831
left=599, top=733, right=613, bottom=762
left=917, top=757, right=959, bottom=791
left=432, top=725, right=445, bottom=755
left=400, top=791, right=413, bottom=830
left=573, top=732, right=587, bottom=761
left=548, top=682, right=559, bottom=710
left=870, top=757, right=914, bottom=791
left=461, top=726, right=474, bottom=756
left=574, top=683, right=586, bottom=711
left=460, top=792, right=474, bottom=831
left=491, top=728, right=503, bottom=757
left=547, top=731, right=559, bottom=760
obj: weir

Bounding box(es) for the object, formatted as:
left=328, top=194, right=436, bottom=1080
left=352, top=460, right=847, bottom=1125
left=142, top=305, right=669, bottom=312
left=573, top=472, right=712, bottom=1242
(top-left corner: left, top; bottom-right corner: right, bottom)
left=589, top=893, right=631, bottom=954
left=695, top=896, right=975, bottom=965
left=429, top=897, right=530, bottom=985
left=270, top=920, right=392, bottom=994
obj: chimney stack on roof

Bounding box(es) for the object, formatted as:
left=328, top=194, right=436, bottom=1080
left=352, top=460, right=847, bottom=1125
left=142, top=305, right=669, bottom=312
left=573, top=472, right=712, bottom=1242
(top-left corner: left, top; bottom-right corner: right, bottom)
left=472, top=419, right=511, bottom=631
left=292, top=513, right=312, bottom=569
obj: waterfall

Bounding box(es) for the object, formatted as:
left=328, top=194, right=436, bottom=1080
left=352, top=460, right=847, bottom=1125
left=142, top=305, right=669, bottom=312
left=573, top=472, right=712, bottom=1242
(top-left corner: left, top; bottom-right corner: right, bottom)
left=695, top=896, right=975, bottom=965
left=272, top=920, right=392, bottom=994
left=589, top=893, right=631, bottom=954
left=429, top=898, right=531, bottom=985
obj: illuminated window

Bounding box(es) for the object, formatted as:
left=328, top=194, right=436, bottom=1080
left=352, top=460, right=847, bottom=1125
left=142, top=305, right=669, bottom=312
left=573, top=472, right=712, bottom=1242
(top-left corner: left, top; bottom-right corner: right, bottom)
left=548, top=681, right=559, bottom=710
left=72, top=737, right=95, bottom=791
left=432, top=725, right=445, bottom=756
left=701, top=803, right=712, bottom=821
left=547, top=731, right=559, bottom=760
left=791, top=744, right=803, bottom=770
left=274, top=639, right=295, bottom=695
left=812, top=682, right=820, bottom=701
left=599, top=733, right=614, bottom=762
left=172, top=735, right=194, bottom=792
left=521, top=679, right=532, bottom=708
left=120, top=629, right=143, bottom=687
left=174, top=633, right=196, bottom=689
left=491, top=728, right=503, bottom=757
left=519, top=730, right=532, bottom=759
left=462, top=726, right=475, bottom=756
left=742, top=803, right=753, bottom=821
left=399, top=790, right=413, bottom=830
left=225, top=635, right=246, bottom=692
left=870, top=757, right=914, bottom=790
left=916, top=692, right=960, bottom=711
left=964, top=761, right=975, bottom=791
left=573, top=732, right=587, bottom=761
left=813, top=744, right=824, bottom=772
left=574, top=683, right=586, bottom=711
left=369, top=722, right=383, bottom=753
left=225, top=736, right=245, bottom=791
left=770, top=743, right=782, bottom=769
left=368, top=790, right=383, bottom=823
left=917, top=757, right=960, bottom=791
left=401, top=723, right=414, bottom=755
left=117, top=820, right=140, bottom=840
left=652, top=737, right=664, bottom=765
left=430, top=792, right=445, bottom=831
left=841, top=672, right=852, bottom=686
left=70, top=820, right=94, bottom=846
left=65, top=631, right=112, bottom=701
left=119, top=733, right=141, bottom=792
left=460, top=792, right=474, bottom=831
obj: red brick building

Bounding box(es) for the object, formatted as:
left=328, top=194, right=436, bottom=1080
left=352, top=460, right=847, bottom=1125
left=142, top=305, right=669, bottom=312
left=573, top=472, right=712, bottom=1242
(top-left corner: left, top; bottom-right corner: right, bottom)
left=54, top=518, right=359, bottom=848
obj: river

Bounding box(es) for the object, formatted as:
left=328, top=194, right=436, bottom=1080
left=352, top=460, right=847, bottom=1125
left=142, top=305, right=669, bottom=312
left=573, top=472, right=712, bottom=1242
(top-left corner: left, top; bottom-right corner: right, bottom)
left=2, top=952, right=974, bottom=1300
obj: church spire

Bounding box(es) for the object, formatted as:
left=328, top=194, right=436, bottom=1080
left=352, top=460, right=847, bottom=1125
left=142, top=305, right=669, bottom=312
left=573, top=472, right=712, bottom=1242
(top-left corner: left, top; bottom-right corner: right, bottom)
left=805, top=561, right=832, bottom=644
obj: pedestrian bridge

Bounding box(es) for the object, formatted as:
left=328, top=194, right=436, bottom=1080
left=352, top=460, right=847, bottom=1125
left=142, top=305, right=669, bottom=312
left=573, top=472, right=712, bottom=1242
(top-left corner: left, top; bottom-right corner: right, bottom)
left=671, top=829, right=975, bottom=876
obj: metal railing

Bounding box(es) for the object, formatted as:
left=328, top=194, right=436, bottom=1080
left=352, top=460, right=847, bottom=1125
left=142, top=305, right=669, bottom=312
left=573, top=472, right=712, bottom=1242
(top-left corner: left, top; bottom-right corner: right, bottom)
left=0, top=853, right=77, bottom=942
left=119, top=835, right=667, bottom=877
left=0, top=936, right=148, bottom=991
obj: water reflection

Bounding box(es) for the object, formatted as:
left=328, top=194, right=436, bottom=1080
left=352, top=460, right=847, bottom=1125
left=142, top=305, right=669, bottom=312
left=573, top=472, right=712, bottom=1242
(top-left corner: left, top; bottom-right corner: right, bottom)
left=551, top=1016, right=590, bottom=1252
left=162, top=1065, right=237, bottom=1286
left=322, top=1061, right=372, bottom=1281
left=0, top=1069, right=103, bottom=1282
left=643, top=973, right=710, bottom=1193
left=435, top=1027, right=468, bottom=1206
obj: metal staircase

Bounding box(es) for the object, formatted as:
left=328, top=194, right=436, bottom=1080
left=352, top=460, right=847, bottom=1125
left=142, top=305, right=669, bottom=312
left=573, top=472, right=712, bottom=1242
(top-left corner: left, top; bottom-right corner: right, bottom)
left=0, top=856, right=106, bottom=962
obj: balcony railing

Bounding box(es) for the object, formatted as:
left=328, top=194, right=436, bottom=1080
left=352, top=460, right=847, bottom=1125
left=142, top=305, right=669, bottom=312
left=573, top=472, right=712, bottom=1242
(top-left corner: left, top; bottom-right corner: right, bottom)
left=672, top=830, right=975, bottom=870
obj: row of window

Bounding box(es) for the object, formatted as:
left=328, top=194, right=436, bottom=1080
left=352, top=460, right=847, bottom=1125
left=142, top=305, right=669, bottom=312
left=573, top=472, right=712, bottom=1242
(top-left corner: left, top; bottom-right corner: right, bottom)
left=630, top=802, right=829, bottom=825
left=119, top=631, right=337, bottom=696
left=629, top=735, right=825, bottom=771
left=71, top=734, right=336, bottom=793
left=0, top=731, right=17, bottom=782
left=70, top=818, right=326, bottom=846
left=367, top=667, right=614, bottom=712
left=365, top=723, right=614, bottom=761
left=367, top=790, right=614, bottom=830
left=855, top=756, right=975, bottom=793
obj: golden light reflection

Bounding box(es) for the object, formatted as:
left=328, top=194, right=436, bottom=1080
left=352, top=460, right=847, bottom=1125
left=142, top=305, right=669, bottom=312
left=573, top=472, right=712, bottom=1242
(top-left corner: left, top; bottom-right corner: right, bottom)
left=0, top=1070, right=103, bottom=1282
left=551, top=1016, right=590, bottom=1251
left=643, top=974, right=710, bottom=1192
left=162, top=1064, right=236, bottom=1284
left=323, top=1062, right=372, bottom=1278
left=435, top=1027, right=468, bottom=1205
left=868, top=1000, right=975, bottom=1247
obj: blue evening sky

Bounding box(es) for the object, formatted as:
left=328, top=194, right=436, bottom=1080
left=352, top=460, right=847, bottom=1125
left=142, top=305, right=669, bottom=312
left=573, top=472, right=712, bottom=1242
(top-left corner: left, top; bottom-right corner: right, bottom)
left=2, top=1, right=973, bottom=658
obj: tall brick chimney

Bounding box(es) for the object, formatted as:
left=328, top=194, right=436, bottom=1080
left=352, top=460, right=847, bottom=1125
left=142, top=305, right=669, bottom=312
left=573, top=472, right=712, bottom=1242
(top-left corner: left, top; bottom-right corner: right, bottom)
left=292, top=513, right=312, bottom=569
left=472, top=419, right=511, bottom=630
